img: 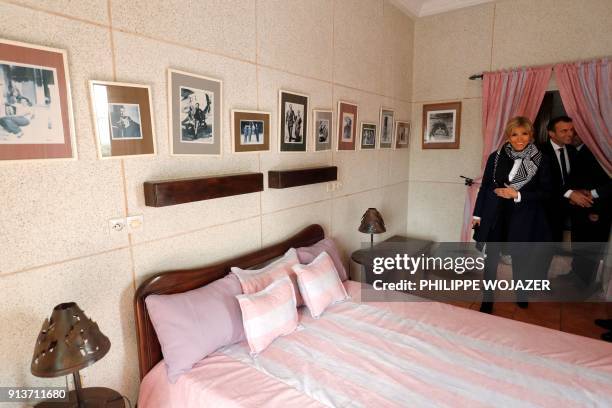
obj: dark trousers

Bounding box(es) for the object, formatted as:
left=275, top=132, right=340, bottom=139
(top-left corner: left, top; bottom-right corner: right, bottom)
left=571, top=211, right=610, bottom=285
left=482, top=212, right=541, bottom=302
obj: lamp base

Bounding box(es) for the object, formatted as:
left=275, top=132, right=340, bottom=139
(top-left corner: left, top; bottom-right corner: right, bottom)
left=35, top=387, right=124, bottom=408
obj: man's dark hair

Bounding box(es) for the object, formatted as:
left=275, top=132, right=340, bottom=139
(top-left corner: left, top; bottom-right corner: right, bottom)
left=547, top=115, right=573, bottom=132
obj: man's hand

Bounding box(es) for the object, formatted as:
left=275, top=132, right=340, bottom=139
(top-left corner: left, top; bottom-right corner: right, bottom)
left=472, top=219, right=481, bottom=228
left=494, top=187, right=518, bottom=199
left=569, top=190, right=594, bottom=207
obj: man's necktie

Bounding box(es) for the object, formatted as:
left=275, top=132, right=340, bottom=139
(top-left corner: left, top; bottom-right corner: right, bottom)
left=559, top=147, right=568, bottom=184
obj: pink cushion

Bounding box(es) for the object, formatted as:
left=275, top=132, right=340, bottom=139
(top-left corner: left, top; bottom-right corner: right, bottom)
left=236, top=277, right=298, bottom=355
left=231, top=248, right=303, bottom=306
left=297, top=238, right=348, bottom=281
left=145, top=274, right=245, bottom=383
left=292, top=251, right=349, bottom=318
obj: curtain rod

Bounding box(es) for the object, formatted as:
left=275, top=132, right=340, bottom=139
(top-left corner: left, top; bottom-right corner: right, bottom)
left=469, top=66, right=560, bottom=80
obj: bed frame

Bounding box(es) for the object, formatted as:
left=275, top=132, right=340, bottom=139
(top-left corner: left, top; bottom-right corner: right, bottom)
left=134, top=224, right=325, bottom=380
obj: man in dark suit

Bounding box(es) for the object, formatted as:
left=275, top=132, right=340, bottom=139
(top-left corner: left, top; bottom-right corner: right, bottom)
left=568, top=134, right=611, bottom=286
left=539, top=116, right=594, bottom=242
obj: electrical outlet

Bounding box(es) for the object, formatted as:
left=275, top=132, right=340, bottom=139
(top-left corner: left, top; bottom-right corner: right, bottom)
left=109, top=218, right=126, bottom=233
left=126, top=215, right=144, bottom=232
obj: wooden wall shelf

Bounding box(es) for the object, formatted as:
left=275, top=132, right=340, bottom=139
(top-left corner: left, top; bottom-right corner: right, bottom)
left=268, top=166, right=337, bottom=189
left=144, top=173, right=264, bottom=207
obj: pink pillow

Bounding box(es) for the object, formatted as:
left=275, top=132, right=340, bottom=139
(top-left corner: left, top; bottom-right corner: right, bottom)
left=236, top=277, right=298, bottom=355
left=292, top=251, right=349, bottom=318
left=231, top=248, right=303, bottom=306
left=297, top=238, right=348, bottom=281
left=145, top=274, right=245, bottom=383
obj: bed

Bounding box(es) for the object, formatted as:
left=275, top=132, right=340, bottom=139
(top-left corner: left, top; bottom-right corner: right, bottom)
left=134, top=224, right=612, bottom=407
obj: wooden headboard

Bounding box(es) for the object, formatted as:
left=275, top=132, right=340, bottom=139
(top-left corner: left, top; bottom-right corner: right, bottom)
left=133, top=224, right=325, bottom=380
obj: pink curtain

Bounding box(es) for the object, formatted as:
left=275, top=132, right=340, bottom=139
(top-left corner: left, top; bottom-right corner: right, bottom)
left=460, top=66, right=553, bottom=241
left=555, top=59, right=611, bottom=174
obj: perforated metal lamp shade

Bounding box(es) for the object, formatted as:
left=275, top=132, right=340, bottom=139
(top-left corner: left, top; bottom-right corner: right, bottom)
left=358, top=208, right=386, bottom=235
left=31, top=302, right=110, bottom=378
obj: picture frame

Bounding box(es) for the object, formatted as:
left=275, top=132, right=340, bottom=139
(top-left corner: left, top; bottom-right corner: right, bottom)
left=0, top=39, right=76, bottom=162
left=337, top=101, right=358, bottom=151
left=89, top=80, right=156, bottom=159
left=422, top=102, right=461, bottom=149
left=379, top=107, right=394, bottom=149
left=394, top=120, right=410, bottom=149
left=278, top=90, right=308, bottom=152
left=231, top=109, right=271, bottom=153
left=359, top=122, right=377, bottom=150
left=312, top=109, right=332, bottom=152
left=167, top=69, right=222, bottom=156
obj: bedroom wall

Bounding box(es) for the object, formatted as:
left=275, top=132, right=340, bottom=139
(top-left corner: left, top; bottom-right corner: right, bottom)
left=0, top=0, right=413, bottom=404
left=406, top=0, right=612, bottom=240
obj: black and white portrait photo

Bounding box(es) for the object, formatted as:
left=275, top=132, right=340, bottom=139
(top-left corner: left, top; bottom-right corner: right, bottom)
left=363, top=127, right=375, bottom=146
left=284, top=102, right=305, bottom=144
left=394, top=120, right=410, bottom=148
left=426, top=110, right=455, bottom=142
left=313, top=109, right=332, bottom=152
left=279, top=90, right=308, bottom=152
left=180, top=86, right=213, bottom=143
left=240, top=120, right=264, bottom=145
left=380, top=111, right=394, bottom=144
left=341, top=112, right=354, bottom=142
left=317, top=118, right=329, bottom=143
left=0, top=62, right=64, bottom=144
left=108, top=103, right=142, bottom=139
left=360, top=122, right=376, bottom=149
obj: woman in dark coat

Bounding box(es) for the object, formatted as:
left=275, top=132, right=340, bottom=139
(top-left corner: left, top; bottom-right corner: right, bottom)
left=473, top=116, right=553, bottom=313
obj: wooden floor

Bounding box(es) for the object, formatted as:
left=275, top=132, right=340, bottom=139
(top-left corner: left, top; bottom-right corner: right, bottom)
left=447, top=300, right=612, bottom=341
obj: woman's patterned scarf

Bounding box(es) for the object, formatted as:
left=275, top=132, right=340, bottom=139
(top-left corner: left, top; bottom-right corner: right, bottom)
left=499, top=142, right=541, bottom=191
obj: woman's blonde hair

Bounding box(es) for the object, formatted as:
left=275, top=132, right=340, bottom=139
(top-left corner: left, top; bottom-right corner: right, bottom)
left=504, top=116, right=534, bottom=140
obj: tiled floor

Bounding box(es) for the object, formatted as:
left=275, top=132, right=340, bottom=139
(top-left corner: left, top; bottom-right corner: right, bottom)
left=446, top=300, right=612, bottom=341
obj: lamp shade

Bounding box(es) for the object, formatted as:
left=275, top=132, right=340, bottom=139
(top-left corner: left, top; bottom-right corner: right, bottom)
left=31, top=302, right=110, bottom=378
left=358, top=208, right=386, bottom=234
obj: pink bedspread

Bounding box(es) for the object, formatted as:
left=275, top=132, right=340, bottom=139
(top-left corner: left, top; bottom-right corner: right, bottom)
left=138, top=281, right=612, bottom=407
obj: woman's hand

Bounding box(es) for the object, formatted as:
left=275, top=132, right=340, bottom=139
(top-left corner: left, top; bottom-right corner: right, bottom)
left=494, top=187, right=518, bottom=199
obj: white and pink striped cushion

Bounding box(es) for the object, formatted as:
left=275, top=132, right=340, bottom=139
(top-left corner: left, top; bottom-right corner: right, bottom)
left=231, top=248, right=303, bottom=306
left=236, top=277, right=298, bottom=355
left=292, top=251, right=349, bottom=318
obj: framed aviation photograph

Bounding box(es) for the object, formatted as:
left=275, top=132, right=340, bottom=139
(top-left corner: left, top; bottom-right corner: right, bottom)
left=89, top=80, right=156, bottom=159
left=337, top=101, right=358, bottom=151
left=168, top=69, right=222, bottom=156
left=379, top=107, right=394, bottom=149
left=231, top=109, right=270, bottom=153
left=422, top=102, right=461, bottom=149
left=0, top=39, right=76, bottom=161
left=313, top=109, right=332, bottom=152
left=279, top=90, right=308, bottom=152
left=359, top=122, right=377, bottom=150
left=394, top=120, right=410, bottom=149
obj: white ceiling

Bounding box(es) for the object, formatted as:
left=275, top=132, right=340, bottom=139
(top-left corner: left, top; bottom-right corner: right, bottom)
left=389, top=0, right=494, bottom=18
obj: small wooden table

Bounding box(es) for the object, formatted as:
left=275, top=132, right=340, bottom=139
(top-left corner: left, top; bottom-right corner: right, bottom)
left=350, top=235, right=434, bottom=284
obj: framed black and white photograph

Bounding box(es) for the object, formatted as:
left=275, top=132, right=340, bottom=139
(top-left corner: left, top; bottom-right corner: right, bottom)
left=90, top=80, right=156, bottom=159
left=168, top=69, right=222, bottom=156
left=394, top=120, right=410, bottom=149
left=108, top=103, right=142, bottom=139
left=422, top=102, right=461, bottom=149
left=360, top=122, right=377, bottom=150
left=0, top=39, right=76, bottom=161
left=313, top=109, right=332, bottom=152
left=337, top=101, right=357, bottom=150
left=279, top=90, right=308, bottom=152
left=231, top=109, right=270, bottom=153
left=379, top=107, right=394, bottom=149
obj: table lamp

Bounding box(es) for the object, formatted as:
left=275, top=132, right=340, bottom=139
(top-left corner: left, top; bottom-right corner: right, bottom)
left=358, top=208, right=386, bottom=248
left=31, top=302, right=123, bottom=407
